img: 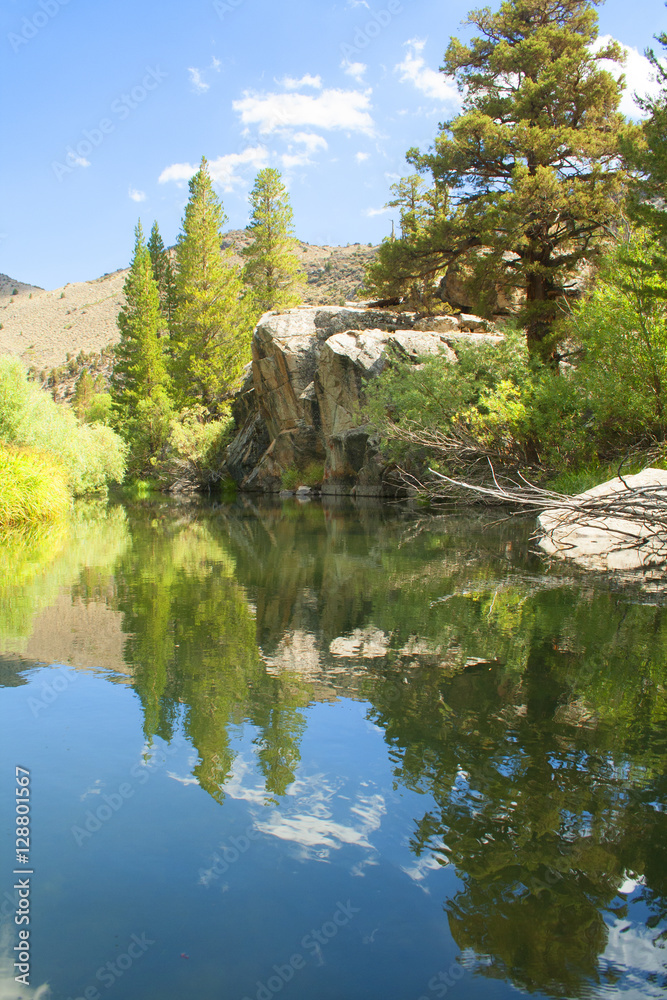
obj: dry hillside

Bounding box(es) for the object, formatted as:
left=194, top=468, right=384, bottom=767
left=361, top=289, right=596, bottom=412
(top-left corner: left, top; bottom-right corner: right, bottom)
left=0, top=233, right=378, bottom=386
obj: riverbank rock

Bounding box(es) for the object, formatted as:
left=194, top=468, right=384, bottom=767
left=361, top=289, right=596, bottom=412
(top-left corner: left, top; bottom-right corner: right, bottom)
left=538, top=468, right=667, bottom=575
left=225, top=305, right=504, bottom=496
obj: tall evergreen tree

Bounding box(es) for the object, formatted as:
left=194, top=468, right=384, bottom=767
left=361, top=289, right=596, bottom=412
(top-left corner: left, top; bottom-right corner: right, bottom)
left=147, top=221, right=177, bottom=324
left=111, top=222, right=172, bottom=471
left=366, top=0, right=637, bottom=357
left=621, top=24, right=667, bottom=299
left=372, top=174, right=450, bottom=307
left=242, top=168, right=304, bottom=314
left=170, top=157, right=252, bottom=413
left=112, top=221, right=170, bottom=419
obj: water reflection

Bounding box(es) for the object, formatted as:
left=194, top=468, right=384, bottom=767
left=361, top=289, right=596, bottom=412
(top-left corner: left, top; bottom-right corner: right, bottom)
left=1, top=496, right=666, bottom=998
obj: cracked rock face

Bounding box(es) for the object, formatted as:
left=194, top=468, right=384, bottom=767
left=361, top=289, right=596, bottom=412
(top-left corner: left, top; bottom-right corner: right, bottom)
left=224, top=305, right=503, bottom=496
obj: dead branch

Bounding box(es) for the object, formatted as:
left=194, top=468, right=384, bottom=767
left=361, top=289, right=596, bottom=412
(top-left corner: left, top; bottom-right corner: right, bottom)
left=403, top=461, right=667, bottom=547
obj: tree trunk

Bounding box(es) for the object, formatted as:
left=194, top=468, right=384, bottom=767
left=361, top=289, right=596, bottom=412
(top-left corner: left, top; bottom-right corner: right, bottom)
left=525, top=270, right=557, bottom=361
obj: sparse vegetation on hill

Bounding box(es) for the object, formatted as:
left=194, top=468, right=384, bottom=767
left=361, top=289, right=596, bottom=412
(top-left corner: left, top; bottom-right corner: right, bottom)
left=0, top=242, right=376, bottom=381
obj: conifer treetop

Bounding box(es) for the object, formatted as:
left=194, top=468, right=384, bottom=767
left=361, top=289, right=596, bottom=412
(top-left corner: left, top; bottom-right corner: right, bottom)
left=242, top=167, right=304, bottom=315
left=366, top=0, right=639, bottom=356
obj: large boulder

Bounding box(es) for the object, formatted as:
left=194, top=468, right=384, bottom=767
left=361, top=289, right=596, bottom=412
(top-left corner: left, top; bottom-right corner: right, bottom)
left=225, top=305, right=503, bottom=496
left=538, top=468, right=667, bottom=575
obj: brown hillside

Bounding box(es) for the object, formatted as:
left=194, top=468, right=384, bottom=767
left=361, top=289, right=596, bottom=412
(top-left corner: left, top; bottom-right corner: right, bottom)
left=0, top=234, right=378, bottom=380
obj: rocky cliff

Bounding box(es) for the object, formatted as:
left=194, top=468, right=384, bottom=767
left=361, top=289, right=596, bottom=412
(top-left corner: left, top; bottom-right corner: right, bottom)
left=225, top=305, right=503, bottom=497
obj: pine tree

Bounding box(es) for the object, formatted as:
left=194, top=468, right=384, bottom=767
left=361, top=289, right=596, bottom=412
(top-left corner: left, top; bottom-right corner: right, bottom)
left=147, top=221, right=177, bottom=324
left=622, top=28, right=667, bottom=292
left=366, top=0, right=638, bottom=357
left=242, top=168, right=304, bottom=314
left=170, top=157, right=252, bottom=413
left=72, top=369, right=105, bottom=421
left=368, top=174, right=450, bottom=307
left=112, top=221, right=170, bottom=420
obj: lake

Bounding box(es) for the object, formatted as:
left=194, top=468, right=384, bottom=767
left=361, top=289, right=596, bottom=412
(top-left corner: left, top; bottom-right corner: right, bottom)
left=1, top=496, right=666, bottom=1000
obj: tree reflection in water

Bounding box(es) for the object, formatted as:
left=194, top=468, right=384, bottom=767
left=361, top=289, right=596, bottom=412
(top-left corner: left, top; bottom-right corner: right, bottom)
left=30, top=496, right=665, bottom=997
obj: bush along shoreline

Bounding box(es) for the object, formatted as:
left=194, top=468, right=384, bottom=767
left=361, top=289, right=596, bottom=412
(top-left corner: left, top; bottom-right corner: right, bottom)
left=0, top=357, right=126, bottom=526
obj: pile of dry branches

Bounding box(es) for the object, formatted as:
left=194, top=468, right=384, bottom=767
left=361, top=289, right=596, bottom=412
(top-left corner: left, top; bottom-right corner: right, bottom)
left=398, top=461, right=667, bottom=546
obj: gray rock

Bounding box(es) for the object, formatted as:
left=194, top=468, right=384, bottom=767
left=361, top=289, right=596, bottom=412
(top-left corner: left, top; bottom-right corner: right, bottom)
left=539, top=469, right=667, bottom=574
left=225, top=304, right=503, bottom=496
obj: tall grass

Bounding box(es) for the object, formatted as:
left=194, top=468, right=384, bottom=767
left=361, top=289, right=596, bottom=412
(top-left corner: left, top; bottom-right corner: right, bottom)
left=0, top=356, right=127, bottom=495
left=0, top=445, right=70, bottom=526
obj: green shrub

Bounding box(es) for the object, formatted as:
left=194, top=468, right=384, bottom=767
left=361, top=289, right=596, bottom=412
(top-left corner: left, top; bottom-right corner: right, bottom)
left=85, top=392, right=113, bottom=425
left=0, top=356, right=127, bottom=494
left=0, top=445, right=70, bottom=525
left=121, top=387, right=174, bottom=477
left=366, top=329, right=533, bottom=467
left=302, top=461, right=324, bottom=486
left=555, top=229, right=667, bottom=451
left=164, top=404, right=234, bottom=489
left=281, top=468, right=300, bottom=490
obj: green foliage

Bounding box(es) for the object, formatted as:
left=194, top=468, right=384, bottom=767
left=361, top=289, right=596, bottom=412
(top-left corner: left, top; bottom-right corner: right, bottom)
left=369, top=228, right=667, bottom=477
left=622, top=31, right=667, bottom=256
left=242, top=168, right=304, bottom=315
left=164, top=404, right=234, bottom=488
left=366, top=329, right=532, bottom=463
left=84, top=392, right=113, bottom=425
left=112, top=221, right=171, bottom=474
left=122, top=385, right=174, bottom=478
left=72, top=369, right=109, bottom=423
left=538, top=229, right=667, bottom=461
left=171, top=157, right=253, bottom=412
left=0, top=356, right=127, bottom=494
left=281, top=467, right=300, bottom=490
left=302, top=461, right=324, bottom=486
left=112, top=221, right=170, bottom=423
left=365, top=174, right=450, bottom=308
left=147, top=220, right=177, bottom=323
left=0, top=445, right=70, bottom=525
left=367, top=0, right=636, bottom=355
left=279, top=463, right=324, bottom=490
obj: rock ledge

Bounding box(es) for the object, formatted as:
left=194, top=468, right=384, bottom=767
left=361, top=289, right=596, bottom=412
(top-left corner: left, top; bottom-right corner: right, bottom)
left=225, top=305, right=503, bottom=496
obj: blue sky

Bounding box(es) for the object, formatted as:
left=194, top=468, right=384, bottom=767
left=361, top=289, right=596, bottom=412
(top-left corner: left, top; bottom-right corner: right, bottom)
left=1, top=0, right=666, bottom=289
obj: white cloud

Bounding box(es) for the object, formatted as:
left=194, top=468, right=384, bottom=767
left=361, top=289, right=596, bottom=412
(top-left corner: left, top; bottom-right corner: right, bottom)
left=72, top=154, right=90, bottom=168
left=128, top=187, right=146, bottom=202
left=158, top=162, right=197, bottom=184
left=233, top=87, right=375, bottom=136
left=365, top=205, right=390, bottom=217
left=342, top=59, right=367, bottom=83
left=209, top=147, right=269, bottom=187
left=211, top=56, right=222, bottom=72
left=280, top=132, right=328, bottom=170
left=188, top=67, right=209, bottom=93
left=281, top=73, right=322, bottom=90
left=256, top=777, right=386, bottom=860
left=159, top=146, right=269, bottom=189
left=292, top=131, right=328, bottom=153
left=593, top=35, right=665, bottom=118
left=280, top=153, right=309, bottom=169
left=355, top=151, right=370, bottom=163
left=396, top=38, right=459, bottom=106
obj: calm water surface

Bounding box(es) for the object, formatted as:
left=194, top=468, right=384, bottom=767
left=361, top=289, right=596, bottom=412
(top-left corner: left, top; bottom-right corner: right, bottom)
left=0, top=497, right=666, bottom=1000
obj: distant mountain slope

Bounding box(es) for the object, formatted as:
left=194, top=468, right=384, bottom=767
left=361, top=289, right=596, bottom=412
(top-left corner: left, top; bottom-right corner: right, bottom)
left=0, top=273, right=44, bottom=301
left=0, top=269, right=127, bottom=374
left=0, top=235, right=377, bottom=375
